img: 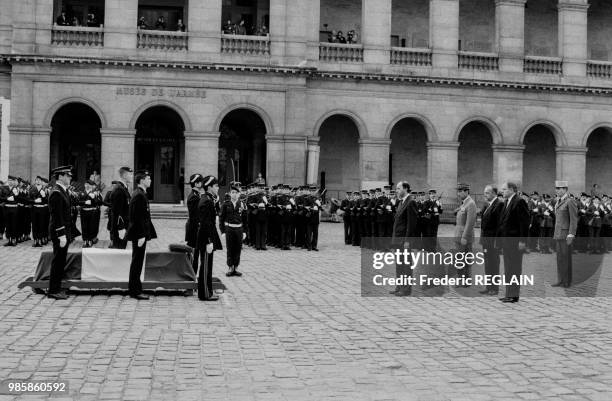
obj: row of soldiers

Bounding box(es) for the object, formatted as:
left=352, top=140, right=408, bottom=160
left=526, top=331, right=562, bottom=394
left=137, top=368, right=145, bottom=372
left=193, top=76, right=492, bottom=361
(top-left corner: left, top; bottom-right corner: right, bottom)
left=338, top=186, right=443, bottom=249
left=0, top=175, right=105, bottom=247
left=526, top=191, right=612, bottom=254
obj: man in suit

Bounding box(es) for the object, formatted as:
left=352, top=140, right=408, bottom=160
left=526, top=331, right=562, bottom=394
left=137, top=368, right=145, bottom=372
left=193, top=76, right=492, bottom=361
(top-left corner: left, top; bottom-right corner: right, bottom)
left=390, top=181, right=418, bottom=296
left=110, top=167, right=132, bottom=249
left=497, top=182, right=530, bottom=303
left=479, top=185, right=504, bottom=295
left=454, top=183, right=477, bottom=286
left=47, top=166, right=77, bottom=300
left=186, top=174, right=203, bottom=272
left=552, top=180, right=578, bottom=287
left=126, top=170, right=157, bottom=300
left=197, top=175, right=223, bottom=301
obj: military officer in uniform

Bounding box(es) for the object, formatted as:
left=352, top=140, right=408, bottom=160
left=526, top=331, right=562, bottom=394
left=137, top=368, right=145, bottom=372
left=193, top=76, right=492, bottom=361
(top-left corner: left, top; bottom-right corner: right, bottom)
left=527, top=192, right=542, bottom=252
left=29, top=176, right=49, bottom=247
left=305, top=185, right=321, bottom=251
left=110, top=167, right=132, bottom=249
left=186, top=173, right=203, bottom=272
left=126, top=170, right=157, bottom=300
left=220, top=182, right=248, bottom=276
left=538, top=194, right=555, bottom=253
left=454, top=183, right=477, bottom=286
left=552, top=181, right=578, bottom=288
left=47, top=166, right=79, bottom=300
left=423, top=189, right=443, bottom=251
left=340, top=191, right=352, bottom=245
left=3, top=175, right=21, bottom=246
left=197, top=175, right=223, bottom=301
left=80, top=179, right=104, bottom=248
left=350, top=191, right=361, bottom=246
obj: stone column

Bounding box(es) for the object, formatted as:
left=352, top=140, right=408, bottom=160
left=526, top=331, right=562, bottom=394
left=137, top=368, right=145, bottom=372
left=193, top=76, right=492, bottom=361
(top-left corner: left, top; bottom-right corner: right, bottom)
left=31, top=127, right=51, bottom=179
left=104, top=0, right=138, bottom=50
left=10, top=0, right=36, bottom=53
left=556, top=146, right=587, bottom=194
left=8, top=125, right=35, bottom=179
left=427, top=141, right=459, bottom=199
left=100, top=129, right=135, bottom=191
left=285, top=136, right=307, bottom=186
left=430, top=0, right=459, bottom=70
left=266, top=135, right=285, bottom=186
left=184, top=131, right=219, bottom=200
left=270, top=0, right=287, bottom=62
left=558, top=0, right=589, bottom=77
left=0, top=97, right=10, bottom=181
left=495, top=0, right=527, bottom=73
left=492, top=144, right=525, bottom=187
left=281, top=0, right=310, bottom=65
left=362, top=0, right=392, bottom=66
left=359, top=139, right=391, bottom=190
left=188, top=0, right=222, bottom=54
left=306, top=137, right=320, bottom=185
left=306, top=0, right=321, bottom=63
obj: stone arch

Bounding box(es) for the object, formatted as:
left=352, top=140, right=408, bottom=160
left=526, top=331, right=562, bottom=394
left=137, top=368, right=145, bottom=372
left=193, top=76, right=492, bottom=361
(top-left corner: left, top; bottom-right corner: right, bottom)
left=454, top=116, right=503, bottom=144
left=130, top=99, right=192, bottom=132
left=520, top=119, right=567, bottom=146
left=313, top=109, right=368, bottom=139
left=214, top=103, right=274, bottom=137
left=44, top=97, right=107, bottom=129
left=384, top=112, right=438, bottom=142
left=582, top=122, right=612, bottom=147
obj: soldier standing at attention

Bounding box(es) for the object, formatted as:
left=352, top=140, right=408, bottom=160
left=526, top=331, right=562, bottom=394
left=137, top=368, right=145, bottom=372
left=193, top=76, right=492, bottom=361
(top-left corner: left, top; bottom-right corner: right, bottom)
left=29, top=176, right=49, bottom=247
left=197, top=175, right=222, bottom=301
left=186, top=174, right=203, bottom=272
left=538, top=194, right=555, bottom=254
left=3, top=175, right=21, bottom=246
left=110, top=167, right=132, bottom=249
left=340, top=191, right=352, bottom=245
left=220, top=182, right=247, bottom=277
left=47, top=166, right=77, bottom=300
left=126, top=170, right=157, bottom=300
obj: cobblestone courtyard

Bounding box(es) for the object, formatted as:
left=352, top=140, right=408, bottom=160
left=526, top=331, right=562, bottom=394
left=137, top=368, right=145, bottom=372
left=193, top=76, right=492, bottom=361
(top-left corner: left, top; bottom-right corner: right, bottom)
left=1, top=219, right=611, bottom=400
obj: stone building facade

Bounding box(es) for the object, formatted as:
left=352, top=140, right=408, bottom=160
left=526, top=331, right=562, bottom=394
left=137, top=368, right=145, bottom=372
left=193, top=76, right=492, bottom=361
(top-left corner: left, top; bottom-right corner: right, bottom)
left=1, top=0, right=612, bottom=202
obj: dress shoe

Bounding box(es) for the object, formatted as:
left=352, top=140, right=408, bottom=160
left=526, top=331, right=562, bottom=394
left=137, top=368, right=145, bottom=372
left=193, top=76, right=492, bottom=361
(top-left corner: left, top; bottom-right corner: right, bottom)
left=131, top=294, right=150, bottom=300
left=395, top=290, right=411, bottom=297
left=233, top=270, right=242, bottom=277
left=389, top=288, right=399, bottom=294
left=563, top=283, right=571, bottom=288
left=312, top=248, right=319, bottom=252
left=200, top=295, right=219, bottom=301
left=226, top=271, right=235, bottom=277
left=478, top=288, right=490, bottom=294
left=499, top=297, right=519, bottom=303
left=47, top=292, right=68, bottom=300
left=551, top=282, right=563, bottom=287
left=487, top=290, right=499, bottom=296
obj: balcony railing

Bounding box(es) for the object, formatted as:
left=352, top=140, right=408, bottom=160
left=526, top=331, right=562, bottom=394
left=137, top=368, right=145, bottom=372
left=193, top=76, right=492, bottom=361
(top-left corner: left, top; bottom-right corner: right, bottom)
left=137, top=29, right=188, bottom=51
left=51, top=24, right=104, bottom=46
left=390, top=47, right=432, bottom=66
left=220, top=34, right=270, bottom=56
left=458, top=51, right=499, bottom=71
left=319, top=42, right=364, bottom=63
left=587, top=60, right=612, bottom=79
left=523, top=56, right=562, bottom=75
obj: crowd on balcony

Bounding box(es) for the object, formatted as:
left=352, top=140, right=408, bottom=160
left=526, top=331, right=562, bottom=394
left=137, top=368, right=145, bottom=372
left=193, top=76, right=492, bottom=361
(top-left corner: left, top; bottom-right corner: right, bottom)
left=55, top=11, right=101, bottom=27
left=138, top=16, right=186, bottom=32
left=327, top=30, right=358, bottom=44
left=222, top=19, right=268, bottom=36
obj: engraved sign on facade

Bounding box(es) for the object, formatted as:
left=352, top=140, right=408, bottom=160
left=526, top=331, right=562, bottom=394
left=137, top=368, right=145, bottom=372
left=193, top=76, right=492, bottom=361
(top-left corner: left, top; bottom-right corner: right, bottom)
left=115, top=86, right=206, bottom=99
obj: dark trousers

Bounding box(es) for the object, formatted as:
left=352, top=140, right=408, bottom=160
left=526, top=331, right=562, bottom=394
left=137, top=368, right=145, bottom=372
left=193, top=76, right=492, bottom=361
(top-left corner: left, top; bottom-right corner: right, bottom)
left=129, top=240, right=146, bottom=296
left=31, top=207, right=46, bottom=240
left=343, top=218, right=351, bottom=244
left=351, top=218, right=360, bottom=246
left=0, top=207, right=4, bottom=235
left=112, top=232, right=128, bottom=249
left=197, top=249, right=214, bottom=300
left=255, top=219, right=267, bottom=249
left=225, top=227, right=243, bottom=267
left=306, top=222, right=319, bottom=250
left=280, top=223, right=292, bottom=248
left=50, top=239, right=68, bottom=294
left=502, top=239, right=523, bottom=298
left=539, top=227, right=553, bottom=252
left=394, top=243, right=412, bottom=295
left=483, top=245, right=500, bottom=291
left=80, top=210, right=98, bottom=241
left=4, top=207, right=18, bottom=238
left=588, top=226, right=602, bottom=252
left=555, top=239, right=573, bottom=286
left=528, top=224, right=540, bottom=250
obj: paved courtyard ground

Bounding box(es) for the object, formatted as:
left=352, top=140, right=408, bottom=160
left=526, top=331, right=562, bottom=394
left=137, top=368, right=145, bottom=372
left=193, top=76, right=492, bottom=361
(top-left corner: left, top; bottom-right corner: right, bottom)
left=0, top=219, right=611, bottom=400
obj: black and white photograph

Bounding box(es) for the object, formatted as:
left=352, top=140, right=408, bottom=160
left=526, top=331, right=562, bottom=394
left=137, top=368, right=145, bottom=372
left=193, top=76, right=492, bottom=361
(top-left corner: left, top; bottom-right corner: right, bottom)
left=0, top=0, right=611, bottom=399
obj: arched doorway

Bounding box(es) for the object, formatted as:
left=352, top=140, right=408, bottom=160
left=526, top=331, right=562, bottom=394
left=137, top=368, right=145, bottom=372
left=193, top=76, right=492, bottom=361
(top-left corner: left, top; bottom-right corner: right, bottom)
left=218, top=109, right=267, bottom=192
left=318, top=115, right=360, bottom=199
left=586, top=127, right=612, bottom=194
left=457, top=121, right=493, bottom=202
left=50, top=103, right=102, bottom=186
left=522, top=125, right=557, bottom=194
left=389, top=118, right=428, bottom=190
left=135, top=106, right=185, bottom=203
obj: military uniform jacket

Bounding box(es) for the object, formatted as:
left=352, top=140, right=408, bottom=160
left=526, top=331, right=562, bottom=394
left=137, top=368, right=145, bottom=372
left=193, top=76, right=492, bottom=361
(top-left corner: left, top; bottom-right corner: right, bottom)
left=553, top=195, right=578, bottom=240
left=340, top=199, right=351, bottom=220
left=185, top=189, right=201, bottom=243
left=454, top=195, right=477, bottom=244
left=3, top=185, right=22, bottom=206
left=127, top=187, right=157, bottom=241
left=81, top=191, right=103, bottom=209
left=528, top=200, right=542, bottom=227
left=110, top=181, right=130, bottom=232
left=197, top=192, right=222, bottom=250
left=587, top=204, right=603, bottom=228
left=48, top=183, right=78, bottom=242
left=219, top=199, right=247, bottom=234
left=29, top=185, right=49, bottom=207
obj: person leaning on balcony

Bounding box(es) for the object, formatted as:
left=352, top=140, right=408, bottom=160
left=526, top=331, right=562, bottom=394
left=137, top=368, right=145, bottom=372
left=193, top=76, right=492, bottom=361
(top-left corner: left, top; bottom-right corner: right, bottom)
left=71, top=16, right=80, bottom=27
left=328, top=31, right=337, bottom=43
left=336, top=31, right=347, bottom=44
left=86, top=13, right=98, bottom=27
left=155, top=16, right=166, bottom=30
left=138, top=16, right=148, bottom=30
left=223, top=19, right=234, bottom=34
left=236, top=19, right=246, bottom=35
left=56, top=11, right=69, bottom=26
left=177, top=19, right=186, bottom=32
left=257, top=25, right=268, bottom=36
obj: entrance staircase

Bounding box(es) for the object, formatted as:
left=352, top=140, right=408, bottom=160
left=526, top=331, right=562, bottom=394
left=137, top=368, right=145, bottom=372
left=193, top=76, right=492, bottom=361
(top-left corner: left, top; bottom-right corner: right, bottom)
left=150, top=203, right=188, bottom=219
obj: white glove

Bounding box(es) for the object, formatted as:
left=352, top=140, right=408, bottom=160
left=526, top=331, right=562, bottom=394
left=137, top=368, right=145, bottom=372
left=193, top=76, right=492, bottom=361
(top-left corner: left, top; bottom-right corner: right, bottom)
left=35, top=198, right=42, bottom=203
left=206, top=243, right=213, bottom=254
left=118, top=229, right=126, bottom=239
left=221, top=233, right=226, bottom=240
left=242, top=232, right=247, bottom=240
left=433, top=208, right=438, bottom=212
left=386, top=205, right=391, bottom=211
left=595, top=211, right=600, bottom=216
left=59, top=235, right=67, bottom=248
left=533, top=208, right=538, bottom=212
left=12, top=188, right=18, bottom=195
left=89, top=192, right=95, bottom=199
left=544, top=211, right=550, bottom=216
left=137, top=238, right=145, bottom=247
left=7, top=196, right=14, bottom=202
left=85, top=200, right=91, bottom=205
left=313, top=206, right=318, bottom=211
